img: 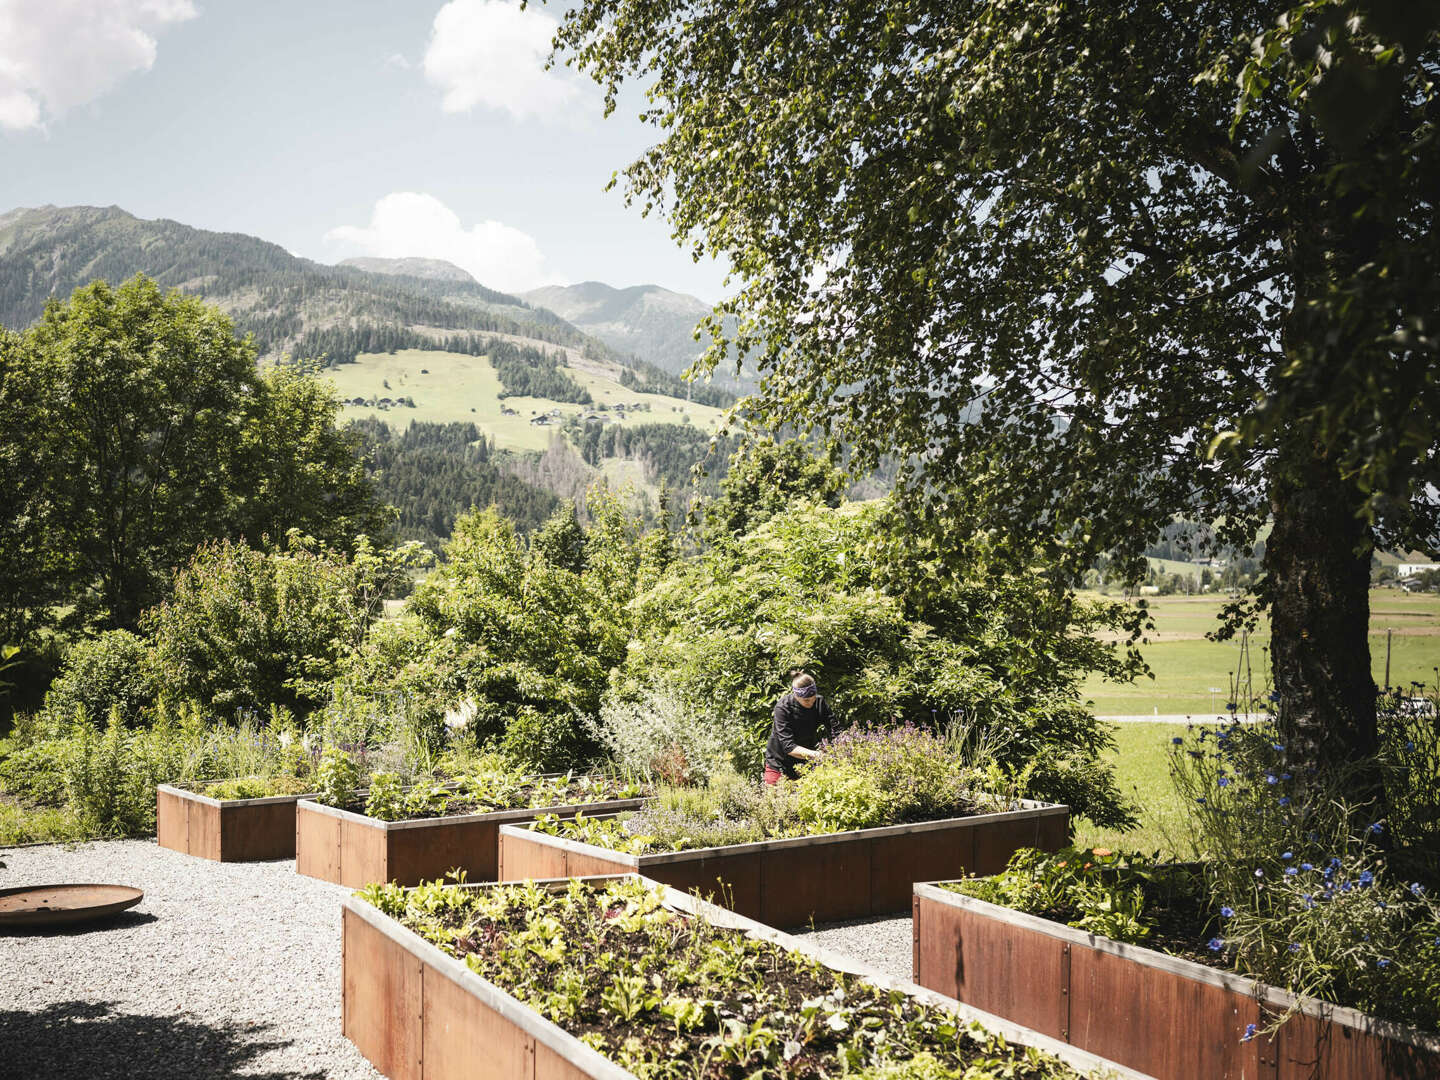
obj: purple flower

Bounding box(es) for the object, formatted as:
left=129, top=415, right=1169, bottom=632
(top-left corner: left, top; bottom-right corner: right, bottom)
left=1208, top=938, right=1225, bottom=951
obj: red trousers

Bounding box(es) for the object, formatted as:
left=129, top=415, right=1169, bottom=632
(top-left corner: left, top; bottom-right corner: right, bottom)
left=762, top=767, right=784, bottom=785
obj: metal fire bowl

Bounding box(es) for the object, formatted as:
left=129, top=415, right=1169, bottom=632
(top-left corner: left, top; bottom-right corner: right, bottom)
left=0, top=884, right=145, bottom=928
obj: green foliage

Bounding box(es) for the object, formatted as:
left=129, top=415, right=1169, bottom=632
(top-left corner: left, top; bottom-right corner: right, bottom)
left=203, top=774, right=310, bottom=800
left=555, top=0, right=1440, bottom=799
left=701, top=436, right=845, bottom=544
left=361, top=877, right=1086, bottom=1079
left=364, top=771, right=407, bottom=819
left=61, top=707, right=177, bottom=836
left=951, top=847, right=1188, bottom=947
left=39, top=629, right=155, bottom=728
left=530, top=505, right=588, bottom=574
left=2, top=274, right=387, bottom=634
left=611, top=497, right=1136, bottom=824
left=144, top=533, right=429, bottom=720
left=315, top=746, right=361, bottom=809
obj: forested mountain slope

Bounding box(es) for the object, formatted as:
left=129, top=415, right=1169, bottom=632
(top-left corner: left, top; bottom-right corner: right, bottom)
left=0, top=205, right=590, bottom=365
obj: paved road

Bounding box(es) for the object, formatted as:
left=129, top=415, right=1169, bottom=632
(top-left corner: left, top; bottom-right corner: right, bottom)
left=1097, top=713, right=1265, bottom=725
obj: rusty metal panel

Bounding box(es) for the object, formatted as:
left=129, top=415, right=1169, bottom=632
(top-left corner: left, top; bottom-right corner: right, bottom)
left=971, top=814, right=1045, bottom=877
left=188, top=798, right=222, bottom=861
left=343, top=906, right=423, bottom=1080
left=295, top=801, right=343, bottom=882
left=870, top=824, right=977, bottom=913
left=565, top=847, right=634, bottom=880
left=534, top=1037, right=595, bottom=1080
left=386, top=819, right=501, bottom=887
left=1034, top=810, right=1070, bottom=855
left=499, top=831, right=578, bottom=881
left=1277, top=1006, right=1440, bottom=1080
left=760, top=837, right=872, bottom=928
left=642, top=851, right=763, bottom=916
left=218, top=800, right=299, bottom=862
left=340, top=815, right=391, bottom=888
left=155, top=788, right=187, bottom=854
left=915, top=893, right=1067, bottom=1041
left=422, top=962, right=535, bottom=1080
left=1069, top=940, right=1260, bottom=1080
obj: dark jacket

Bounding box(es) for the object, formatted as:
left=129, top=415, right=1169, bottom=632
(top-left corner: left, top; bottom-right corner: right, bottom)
left=764, top=692, right=834, bottom=778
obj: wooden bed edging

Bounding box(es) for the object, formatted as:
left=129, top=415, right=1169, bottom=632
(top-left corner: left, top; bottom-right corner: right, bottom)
left=497, top=800, right=1069, bottom=928
left=295, top=795, right=647, bottom=888
left=340, top=874, right=1152, bottom=1080
left=156, top=782, right=317, bottom=862
left=911, top=881, right=1440, bottom=1080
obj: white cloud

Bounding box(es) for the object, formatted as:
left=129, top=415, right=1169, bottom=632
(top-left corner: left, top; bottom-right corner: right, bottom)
left=0, top=0, right=196, bottom=132
left=324, top=192, right=560, bottom=294
left=422, top=0, right=591, bottom=124
left=383, top=52, right=411, bottom=71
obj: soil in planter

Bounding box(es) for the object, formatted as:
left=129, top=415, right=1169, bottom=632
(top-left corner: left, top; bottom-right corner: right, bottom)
left=361, top=877, right=1088, bottom=1080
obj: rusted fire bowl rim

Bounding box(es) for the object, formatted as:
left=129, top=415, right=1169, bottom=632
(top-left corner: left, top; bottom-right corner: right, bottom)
left=0, top=884, right=145, bottom=928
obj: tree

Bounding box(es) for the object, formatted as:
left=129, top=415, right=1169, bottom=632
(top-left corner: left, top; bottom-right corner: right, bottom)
left=9, top=275, right=388, bottom=630
left=701, top=437, right=846, bottom=543
left=556, top=1, right=1440, bottom=786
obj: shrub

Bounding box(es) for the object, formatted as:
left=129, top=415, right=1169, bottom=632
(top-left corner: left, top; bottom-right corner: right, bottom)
left=315, top=745, right=361, bottom=808
left=40, top=629, right=155, bottom=728
left=592, top=685, right=739, bottom=785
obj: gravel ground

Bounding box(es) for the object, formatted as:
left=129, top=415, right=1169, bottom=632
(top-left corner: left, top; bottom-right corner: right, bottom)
left=0, top=839, right=380, bottom=1080
left=791, top=913, right=914, bottom=982
left=0, top=838, right=916, bottom=1080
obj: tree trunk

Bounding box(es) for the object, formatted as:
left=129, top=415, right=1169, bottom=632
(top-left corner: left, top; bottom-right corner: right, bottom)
left=1263, top=451, right=1380, bottom=798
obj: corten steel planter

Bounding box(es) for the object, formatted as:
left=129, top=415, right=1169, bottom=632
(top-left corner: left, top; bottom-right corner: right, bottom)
left=296, top=795, right=647, bottom=889
left=912, top=882, right=1440, bottom=1080
left=497, top=799, right=1068, bottom=928
left=341, top=874, right=1153, bottom=1080
left=156, top=782, right=316, bottom=862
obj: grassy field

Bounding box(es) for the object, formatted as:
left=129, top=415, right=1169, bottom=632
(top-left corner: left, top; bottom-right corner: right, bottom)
left=1072, top=722, right=1192, bottom=857
left=325, top=349, right=726, bottom=454
left=1080, top=588, right=1440, bottom=715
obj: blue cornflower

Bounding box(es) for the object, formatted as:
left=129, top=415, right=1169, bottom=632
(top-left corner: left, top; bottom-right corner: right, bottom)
left=1280, top=772, right=1292, bottom=780
left=1303, top=894, right=1315, bottom=909
left=1278, top=797, right=1290, bottom=806
left=1329, top=857, right=1343, bottom=868
left=1220, top=906, right=1234, bottom=918
left=1195, top=797, right=1207, bottom=805
left=1226, top=702, right=1238, bottom=712
left=1301, top=863, right=1314, bottom=871
left=1208, top=937, right=1225, bottom=951
left=1271, top=741, right=1284, bottom=750
left=1285, top=868, right=1298, bottom=876
left=1242, top=1023, right=1258, bottom=1041
left=1288, top=943, right=1300, bottom=953
left=1367, top=822, right=1384, bottom=836
left=1218, top=776, right=1231, bottom=787
left=1376, top=901, right=1387, bottom=910
left=1377, top=957, right=1390, bottom=969
left=1406, top=740, right=1416, bottom=751
left=1265, top=774, right=1278, bottom=784
left=1341, top=881, right=1354, bottom=892
left=1172, top=737, right=1183, bottom=745
left=1411, top=883, right=1426, bottom=897
left=1359, top=870, right=1375, bottom=887
left=1281, top=851, right=1293, bottom=860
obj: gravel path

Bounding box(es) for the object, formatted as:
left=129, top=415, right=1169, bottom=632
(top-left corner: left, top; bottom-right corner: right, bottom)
left=0, top=839, right=381, bottom=1080
left=791, top=913, right=914, bottom=982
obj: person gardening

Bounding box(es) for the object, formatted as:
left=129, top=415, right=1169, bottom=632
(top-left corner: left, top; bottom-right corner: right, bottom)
left=763, top=671, right=835, bottom=784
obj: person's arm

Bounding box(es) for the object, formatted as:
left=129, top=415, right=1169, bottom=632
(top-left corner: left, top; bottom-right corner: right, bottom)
left=774, top=699, right=820, bottom=762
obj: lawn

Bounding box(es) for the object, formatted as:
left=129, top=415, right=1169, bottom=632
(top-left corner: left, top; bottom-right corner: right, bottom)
left=1072, top=721, right=1195, bottom=859
left=325, top=349, right=725, bottom=454
left=1080, top=589, right=1440, bottom=715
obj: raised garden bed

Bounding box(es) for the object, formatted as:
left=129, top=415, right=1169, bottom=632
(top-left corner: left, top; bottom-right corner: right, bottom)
left=497, top=800, right=1068, bottom=927
left=912, top=881, right=1440, bottom=1080
left=296, top=789, right=648, bottom=889
left=156, top=780, right=316, bottom=862
left=341, top=873, right=1150, bottom=1080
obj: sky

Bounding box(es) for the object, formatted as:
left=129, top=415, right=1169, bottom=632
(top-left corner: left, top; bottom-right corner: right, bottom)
left=0, top=0, right=730, bottom=302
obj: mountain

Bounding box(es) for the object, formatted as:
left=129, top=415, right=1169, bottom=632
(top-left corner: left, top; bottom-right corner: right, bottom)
left=0, top=205, right=587, bottom=364
left=521, top=281, right=726, bottom=378
left=338, top=256, right=476, bottom=284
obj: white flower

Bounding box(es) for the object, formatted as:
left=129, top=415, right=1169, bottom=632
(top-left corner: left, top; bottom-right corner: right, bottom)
left=443, top=698, right=477, bottom=733
left=443, top=626, right=458, bottom=638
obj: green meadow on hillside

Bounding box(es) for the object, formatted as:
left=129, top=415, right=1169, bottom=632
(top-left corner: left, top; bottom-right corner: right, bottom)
left=1081, top=589, right=1440, bottom=715
left=326, top=349, right=725, bottom=453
